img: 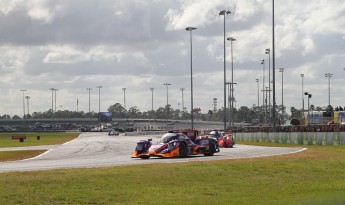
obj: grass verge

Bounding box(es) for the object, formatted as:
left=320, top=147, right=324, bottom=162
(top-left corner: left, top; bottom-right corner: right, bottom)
left=0, top=150, right=46, bottom=162
left=0, top=132, right=80, bottom=148
left=0, top=132, right=80, bottom=162
left=0, top=145, right=344, bottom=204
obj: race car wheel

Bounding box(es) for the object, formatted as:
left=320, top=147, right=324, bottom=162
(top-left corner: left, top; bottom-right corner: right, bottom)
left=179, top=142, right=187, bottom=158
left=205, top=142, right=216, bottom=156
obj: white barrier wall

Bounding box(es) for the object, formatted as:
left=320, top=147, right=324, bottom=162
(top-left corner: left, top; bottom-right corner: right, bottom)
left=234, top=132, right=345, bottom=146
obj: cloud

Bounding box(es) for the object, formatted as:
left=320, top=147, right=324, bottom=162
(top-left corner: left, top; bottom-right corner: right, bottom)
left=0, top=0, right=344, bottom=117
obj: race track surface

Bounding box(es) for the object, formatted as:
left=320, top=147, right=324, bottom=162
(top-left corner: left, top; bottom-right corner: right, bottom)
left=0, top=132, right=306, bottom=173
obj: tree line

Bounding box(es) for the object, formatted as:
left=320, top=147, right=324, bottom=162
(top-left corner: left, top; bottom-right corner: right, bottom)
left=0, top=103, right=276, bottom=123
left=1, top=102, right=334, bottom=124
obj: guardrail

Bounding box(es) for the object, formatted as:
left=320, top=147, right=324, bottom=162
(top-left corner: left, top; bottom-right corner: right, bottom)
left=234, top=132, right=345, bottom=146
left=124, top=131, right=166, bottom=136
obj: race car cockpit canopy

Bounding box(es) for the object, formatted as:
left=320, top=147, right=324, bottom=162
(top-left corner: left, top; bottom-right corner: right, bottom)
left=160, top=133, right=188, bottom=143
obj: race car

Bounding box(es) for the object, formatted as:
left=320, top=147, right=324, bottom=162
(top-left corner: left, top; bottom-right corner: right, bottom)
left=218, top=133, right=235, bottom=148
left=133, top=131, right=219, bottom=159
left=108, top=129, right=119, bottom=136
left=201, top=131, right=235, bottom=148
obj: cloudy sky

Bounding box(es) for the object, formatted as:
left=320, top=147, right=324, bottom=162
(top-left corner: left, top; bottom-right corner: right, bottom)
left=0, top=0, right=344, bottom=117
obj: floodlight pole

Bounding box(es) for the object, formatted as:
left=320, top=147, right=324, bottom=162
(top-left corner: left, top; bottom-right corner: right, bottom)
left=219, top=10, right=231, bottom=131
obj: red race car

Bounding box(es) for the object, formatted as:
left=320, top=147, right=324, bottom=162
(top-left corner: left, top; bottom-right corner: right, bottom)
left=133, top=131, right=219, bottom=159
left=201, top=131, right=235, bottom=148
left=218, top=133, right=235, bottom=148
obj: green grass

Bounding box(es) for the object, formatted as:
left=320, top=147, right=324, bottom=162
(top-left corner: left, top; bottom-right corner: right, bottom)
left=0, top=132, right=80, bottom=148
left=0, top=132, right=80, bottom=162
left=0, top=150, right=46, bottom=162
left=0, top=145, right=345, bottom=204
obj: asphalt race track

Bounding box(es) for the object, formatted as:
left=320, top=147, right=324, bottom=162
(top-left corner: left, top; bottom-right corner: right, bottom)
left=0, top=132, right=306, bottom=173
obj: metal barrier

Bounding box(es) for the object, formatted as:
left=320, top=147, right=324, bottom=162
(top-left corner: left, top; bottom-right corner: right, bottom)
left=234, top=132, right=345, bottom=146
left=124, top=131, right=166, bottom=136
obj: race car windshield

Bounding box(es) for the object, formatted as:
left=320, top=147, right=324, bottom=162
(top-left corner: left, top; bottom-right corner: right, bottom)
left=160, top=133, right=178, bottom=143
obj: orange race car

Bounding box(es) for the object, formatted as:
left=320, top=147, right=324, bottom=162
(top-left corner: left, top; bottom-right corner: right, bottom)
left=133, top=131, right=219, bottom=159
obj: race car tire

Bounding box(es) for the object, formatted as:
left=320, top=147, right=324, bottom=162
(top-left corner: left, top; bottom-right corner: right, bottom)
left=204, top=142, right=216, bottom=156
left=139, top=156, right=150, bottom=159
left=179, top=142, right=187, bottom=158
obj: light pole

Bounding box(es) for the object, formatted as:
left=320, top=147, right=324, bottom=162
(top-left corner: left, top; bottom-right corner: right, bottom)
left=261, top=59, right=265, bottom=117
left=256, top=78, right=260, bottom=107
left=219, top=10, right=231, bottom=131
left=256, top=79, right=260, bottom=123
left=227, top=37, right=236, bottom=126
left=325, top=73, right=333, bottom=106
left=49, top=88, right=54, bottom=112
left=86, top=88, right=92, bottom=113
left=265, top=48, right=271, bottom=125
left=54, top=88, right=58, bottom=112
left=304, top=92, right=312, bottom=124
left=122, top=88, right=126, bottom=109
left=150, top=88, right=154, bottom=111
left=96, top=86, right=102, bottom=113
left=213, top=98, right=217, bottom=112
left=20, top=89, right=27, bottom=119
left=25, top=96, right=30, bottom=116
left=163, top=83, right=171, bottom=107
left=300, top=74, right=304, bottom=117
left=265, top=87, right=269, bottom=124
left=279, top=68, right=284, bottom=123
left=272, top=0, right=277, bottom=132
left=256, top=78, right=259, bottom=104
left=226, top=82, right=231, bottom=127
left=180, top=88, right=185, bottom=112
left=186, top=26, right=197, bottom=129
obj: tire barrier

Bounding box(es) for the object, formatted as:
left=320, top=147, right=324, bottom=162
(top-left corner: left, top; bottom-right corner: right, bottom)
left=234, top=132, right=345, bottom=146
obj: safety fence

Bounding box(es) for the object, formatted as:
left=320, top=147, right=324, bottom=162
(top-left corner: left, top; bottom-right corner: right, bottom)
left=234, top=132, right=345, bottom=146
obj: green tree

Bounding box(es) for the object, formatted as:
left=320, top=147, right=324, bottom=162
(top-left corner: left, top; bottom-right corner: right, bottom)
left=12, top=115, right=21, bottom=119
left=155, top=107, right=166, bottom=119
left=141, top=110, right=155, bottom=119
left=1, top=114, right=11, bottom=119
left=108, top=103, right=126, bottom=118
left=315, top=106, right=323, bottom=111
left=182, top=111, right=190, bottom=120
left=165, top=104, right=173, bottom=119
left=127, top=106, right=142, bottom=118
left=85, top=111, right=97, bottom=118
left=235, top=106, right=256, bottom=123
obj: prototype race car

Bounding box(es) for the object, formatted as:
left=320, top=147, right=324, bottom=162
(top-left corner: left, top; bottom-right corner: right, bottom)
left=218, top=133, right=235, bottom=148
left=201, top=131, right=235, bottom=148
left=133, top=131, right=220, bottom=159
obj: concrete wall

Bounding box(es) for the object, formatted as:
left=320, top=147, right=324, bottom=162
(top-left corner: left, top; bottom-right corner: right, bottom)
left=234, top=132, right=345, bottom=146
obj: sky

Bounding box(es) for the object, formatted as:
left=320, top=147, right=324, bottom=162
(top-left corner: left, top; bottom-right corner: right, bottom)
left=0, top=0, right=344, bottom=117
